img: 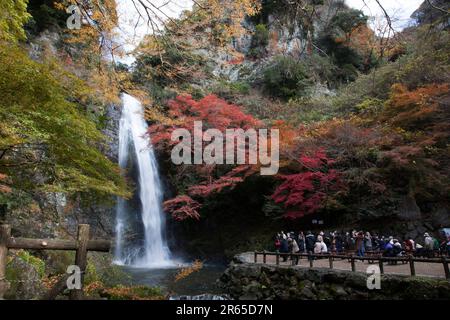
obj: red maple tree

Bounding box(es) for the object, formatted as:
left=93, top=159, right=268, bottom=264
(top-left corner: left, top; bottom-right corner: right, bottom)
left=150, top=94, right=263, bottom=220
left=271, top=149, right=343, bottom=219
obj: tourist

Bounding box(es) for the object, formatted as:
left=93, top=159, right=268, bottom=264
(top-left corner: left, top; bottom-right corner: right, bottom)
left=383, top=239, right=393, bottom=256
left=447, top=237, right=450, bottom=257
left=280, top=236, right=289, bottom=262
left=314, top=235, right=328, bottom=255
left=415, top=243, right=425, bottom=257
left=391, top=239, right=403, bottom=264
left=373, top=234, right=383, bottom=251
left=364, top=232, right=373, bottom=252
left=424, top=233, right=434, bottom=257
left=433, top=236, right=440, bottom=255
left=345, top=232, right=353, bottom=251
left=393, top=239, right=403, bottom=256
left=274, top=235, right=281, bottom=252
left=334, top=232, right=344, bottom=254
left=405, top=237, right=415, bottom=254
left=323, top=232, right=332, bottom=249
left=297, top=231, right=306, bottom=253
left=355, top=231, right=365, bottom=257
left=305, top=231, right=315, bottom=254
left=290, top=237, right=301, bottom=265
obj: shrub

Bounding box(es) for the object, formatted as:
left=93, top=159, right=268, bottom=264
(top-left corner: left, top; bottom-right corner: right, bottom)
left=248, top=24, right=269, bottom=58
left=211, top=80, right=250, bottom=100
left=262, top=56, right=312, bottom=100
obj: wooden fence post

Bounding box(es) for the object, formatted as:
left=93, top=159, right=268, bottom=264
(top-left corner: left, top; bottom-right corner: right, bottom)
left=254, top=252, right=257, bottom=263
left=275, top=252, right=280, bottom=265
left=351, top=256, right=356, bottom=272
left=0, top=225, right=11, bottom=300
left=442, top=257, right=450, bottom=280
left=409, top=255, right=416, bottom=276
left=309, top=254, right=313, bottom=268
left=263, top=251, right=266, bottom=264
left=379, top=258, right=384, bottom=274
left=69, top=224, right=89, bottom=300
left=329, top=255, right=333, bottom=269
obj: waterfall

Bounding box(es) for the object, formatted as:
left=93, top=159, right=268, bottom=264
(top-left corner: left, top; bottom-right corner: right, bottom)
left=114, top=93, right=173, bottom=268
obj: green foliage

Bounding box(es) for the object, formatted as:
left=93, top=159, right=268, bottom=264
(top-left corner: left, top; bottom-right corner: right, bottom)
left=87, top=254, right=131, bottom=287
left=84, top=260, right=101, bottom=285
left=9, top=250, right=46, bottom=278
left=316, top=9, right=372, bottom=83
left=262, top=56, right=312, bottom=100
left=248, top=24, right=269, bottom=58
left=26, top=0, right=67, bottom=34
left=395, top=27, right=450, bottom=88
left=0, top=45, right=129, bottom=199
left=329, top=9, right=368, bottom=36
left=211, top=80, right=250, bottom=100
left=0, top=0, right=31, bottom=42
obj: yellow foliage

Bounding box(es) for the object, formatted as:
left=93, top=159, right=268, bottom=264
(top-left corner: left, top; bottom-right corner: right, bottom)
left=174, top=260, right=203, bottom=282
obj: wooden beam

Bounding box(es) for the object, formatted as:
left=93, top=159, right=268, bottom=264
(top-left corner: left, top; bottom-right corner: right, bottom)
left=70, top=224, right=90, bottom=300
left=0, top=225, right=11, bottom=299
left=7, top=238, right=110, bottom=252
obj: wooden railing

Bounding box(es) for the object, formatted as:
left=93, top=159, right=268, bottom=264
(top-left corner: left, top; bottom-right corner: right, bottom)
left=0, top=224, right=111, bottom=300
left=253, top=251, right=450, bottom=279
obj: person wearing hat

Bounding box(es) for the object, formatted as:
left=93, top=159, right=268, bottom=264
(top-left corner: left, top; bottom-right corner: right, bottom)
left=424, top=233, right=434, bottom=258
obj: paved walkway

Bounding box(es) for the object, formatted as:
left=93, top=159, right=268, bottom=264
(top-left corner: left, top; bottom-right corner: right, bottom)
left=251, top=254, right=449, bottom=279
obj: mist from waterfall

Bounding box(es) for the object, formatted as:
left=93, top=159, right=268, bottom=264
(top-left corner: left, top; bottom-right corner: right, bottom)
left=114, top=93, right=173, bottom=268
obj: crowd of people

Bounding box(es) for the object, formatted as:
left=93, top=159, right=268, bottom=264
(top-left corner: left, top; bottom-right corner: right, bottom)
left=274, top=230, right=450, bottom=263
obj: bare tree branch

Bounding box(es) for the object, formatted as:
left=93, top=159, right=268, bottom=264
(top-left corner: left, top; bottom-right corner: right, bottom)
left=426, top=0, right=450, bottom=15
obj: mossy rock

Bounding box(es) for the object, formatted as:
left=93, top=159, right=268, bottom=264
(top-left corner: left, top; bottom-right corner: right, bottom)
left=5, top=251, right=46, bottom=300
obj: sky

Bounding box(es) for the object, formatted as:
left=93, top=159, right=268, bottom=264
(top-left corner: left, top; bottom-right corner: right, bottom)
left=345, top=0, right=424, bottom=31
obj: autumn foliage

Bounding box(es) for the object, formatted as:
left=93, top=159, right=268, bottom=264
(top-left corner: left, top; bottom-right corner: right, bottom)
left=271, top=149, right=343, bottom=219
left=151, top=94, right=262, bottom=220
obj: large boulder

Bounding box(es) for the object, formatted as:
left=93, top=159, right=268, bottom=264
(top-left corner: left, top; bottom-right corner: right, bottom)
left=5, top=251, right=46, bottom=300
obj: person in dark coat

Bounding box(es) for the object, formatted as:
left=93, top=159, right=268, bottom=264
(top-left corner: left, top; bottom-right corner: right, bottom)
left=305, top=231, right=315, bottom=253
left=280, top=237, right=289, bottom=262
left=334, top=232, right=344, bottom=253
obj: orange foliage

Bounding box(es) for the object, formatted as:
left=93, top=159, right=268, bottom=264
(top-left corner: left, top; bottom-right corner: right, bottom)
left=0, top=173, right=11, bottom=193
left=384, top=83, right=449, bottom=132
left=174, top=260, right=203, bottom=282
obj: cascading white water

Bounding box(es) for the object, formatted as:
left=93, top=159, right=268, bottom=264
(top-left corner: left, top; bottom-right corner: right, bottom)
left=114, top=93, right=173, bottom=268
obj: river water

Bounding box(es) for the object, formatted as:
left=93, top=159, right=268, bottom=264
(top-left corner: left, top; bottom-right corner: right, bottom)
left=118, top=264, right=227, bottom=298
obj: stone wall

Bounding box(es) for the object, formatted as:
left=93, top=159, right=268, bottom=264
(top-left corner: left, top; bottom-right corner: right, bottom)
left=219, top=256, right=450, bottom=300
